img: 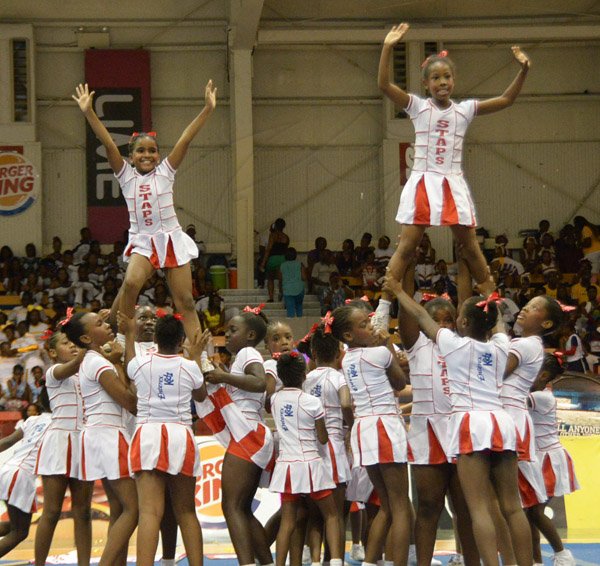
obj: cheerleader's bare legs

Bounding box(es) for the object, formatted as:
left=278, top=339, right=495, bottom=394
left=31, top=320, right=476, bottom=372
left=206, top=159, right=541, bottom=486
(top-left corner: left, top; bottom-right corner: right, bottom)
left=120, top=254, right=154, bottom=321
left=34, top=476, right=93, bottom=566
left=364, top=463, right=411, bottom=566
left=0, top=505, right=31, bottom=556
left=166, top=262, right=201, bottom=339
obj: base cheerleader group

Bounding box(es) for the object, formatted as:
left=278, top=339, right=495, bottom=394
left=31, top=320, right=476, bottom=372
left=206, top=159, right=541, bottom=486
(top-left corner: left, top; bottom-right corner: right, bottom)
left=0, top=21, right=585, bottom=566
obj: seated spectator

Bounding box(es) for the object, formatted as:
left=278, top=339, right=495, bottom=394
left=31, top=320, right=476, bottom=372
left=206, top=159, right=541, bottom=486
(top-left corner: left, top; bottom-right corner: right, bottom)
left=22, top=243, right=39, bottom=273
left=354, top=232, right=375, bottom=265
left=515, top=274, right=533, bottom=308
left=25, top=308, right=48, bottom=344
left=85, top=252, right=105, bottom=287
left=71, top=265, right=97, bottom=307
left=61, top=250, right=79, bottom=282
left=374, top=235, right=393, bottom=269
left=574, top=216, right=600, bottom=275
left=360, top=250, right=380, bottom=291
left=307, top=237, right=329, bottom=289
left=280, top=247, right=306, bottom=318
left=199, top=293, right=226, bottom=335
left=0, top=246, right=14, bottom=271
left=494, top=234, right=509, bottom=258
left=73, top=226, right=93, bottom=265
left=555, top=224, right=582, bottom=274
left=9, top=291, right=34, bottom=324
left=571, top=271, right=599, bottom=306
left=418, top=233, right=436, bottom=264
left=321, top=272, right=354, bottom=315
left=46, top=236, right=63, bottom=263
left=48, top=268, right=72, bottom=305
left=415, top=249, right=435, bottom=290
left=537, top=250, right=557, bottom=277
left=311, top=250, right=337, bottom=298
left=336, top=239, right=356, bottom=276
left=543, top=270, right=561, bottom=299
left=29, top=365, right=45, bottom=404
left=13, top=321, right=44, bottom=371
left=520, top=236, right=540, bottom=273
left=556, top=283, right=573, bottom=307
left=584, top=285, right=600, bottom=321
left=535, top=219, right=552, bottom=243
left=538, top=232, right=556, bottom=259
left=491, top=246, right=524, bottom=284
left=431, top=259, right=457, bottom=301
left=5, top=364, right=30, bottom=407
left=0, top=340, right=19, bottom=386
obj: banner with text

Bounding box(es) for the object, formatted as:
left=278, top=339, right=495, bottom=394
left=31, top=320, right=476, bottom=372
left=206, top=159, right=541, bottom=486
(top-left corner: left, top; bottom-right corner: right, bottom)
left=85, top=49, right=151, bottom=243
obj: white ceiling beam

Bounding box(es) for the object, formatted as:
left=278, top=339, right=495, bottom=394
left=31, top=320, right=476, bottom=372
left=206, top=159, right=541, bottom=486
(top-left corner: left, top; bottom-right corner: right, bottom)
left=258, top=24, right=600, bottom=45
left=229, top=0, right=264, bottom=50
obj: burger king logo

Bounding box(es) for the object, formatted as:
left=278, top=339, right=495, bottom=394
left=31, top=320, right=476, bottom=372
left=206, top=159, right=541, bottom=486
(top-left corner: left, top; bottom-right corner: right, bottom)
left=0, top=152, right=38, bottom=217
left=195, top=437, right=228, bottom=529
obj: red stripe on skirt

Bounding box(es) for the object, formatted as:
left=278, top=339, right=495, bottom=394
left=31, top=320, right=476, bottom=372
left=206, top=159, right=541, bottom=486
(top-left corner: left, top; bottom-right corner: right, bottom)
left=164, top=237, right=178, bottom=268
left=149, top=241, right=160, bottom=269
left=517, top=419, right=531, bottom=461
left=517, top=468, right=539, bottom=509
left=66, top=434, right=72, bottom=477
left=458, top=414, right=473, bottom=454
left=565, top=451, right=577, bottom=493
left=427, top=421, right=447, bottom=464
left=542, top=454, right=556, bottom=498
left=7, top=470, right=18, bottom=500
left=356, top=421, right=363, bottom=467
left=490, top=414, right=504, bottom=452
left=156, top=425, right=170, bottom=472
left=130, top=428, right=142, bottom=472
left=181, top=430, right=196, bottom=477
left=441, top=178, right=459, bottom=225
left=407, top=441, right=414, bottom=463
left=328, top=441, right=339, bottom=484
left=413, top=176, right=431, bottom=225
left=238, top=423, right=267, bottom=457
left=376, top=418, right=394, bottom=463
left=118, top=432, right=129, bottom=478
left=81, top=434, right=87, bottom=480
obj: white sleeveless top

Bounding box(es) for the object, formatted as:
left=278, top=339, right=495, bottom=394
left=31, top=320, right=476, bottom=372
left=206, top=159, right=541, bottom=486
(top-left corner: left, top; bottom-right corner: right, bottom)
left=501, top=335, right=543, bottom=411
left=303, top=366, right=346, bottom=443
left=529, top=390, right=562, bottom=452
left=226, top=347, right=266, bottom=424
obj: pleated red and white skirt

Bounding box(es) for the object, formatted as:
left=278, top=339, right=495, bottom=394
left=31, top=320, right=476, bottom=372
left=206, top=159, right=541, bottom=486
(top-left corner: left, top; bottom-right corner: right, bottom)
left=36, top=429, right=81, bottom=479
left=270, top=458, right=335, bottom=495
left=448, top=410, right=517, bottom=457
left=517, top=460, right=548, bottom=508
left=79, top=426, right=130, bottom=481
left=124, top=229, right=198, bottom=269
left=506, top=408, right=535, bottom=462
left=539, top=447, right=579, bottom=498
left=408, top=414, right=450, bottom=465
left=129, top=422, right=200, bottom=477
left=0, top=465, right=36, bottom=513
left=351, top=414, right=408, bottom=467
left=396, top=172, right=477, bottom=227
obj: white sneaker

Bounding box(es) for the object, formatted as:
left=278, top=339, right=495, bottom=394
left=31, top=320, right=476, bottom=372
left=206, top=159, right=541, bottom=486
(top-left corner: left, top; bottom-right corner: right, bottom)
left=302, top=546, right=311, bottom=565
left=350, top=544, right=365, bottom=562
left=447, top=556, right=464, bottom=566
left=553, top=549, right=576, bottom=566
left=430, top=558, right=442, bottom=566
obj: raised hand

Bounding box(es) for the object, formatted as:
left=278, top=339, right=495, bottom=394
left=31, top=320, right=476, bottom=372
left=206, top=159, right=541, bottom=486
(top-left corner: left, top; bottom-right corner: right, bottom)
left=205, top=79, right=217, bottom=111
left=72, top=83, right=95, bottom=113
left=383, top=23, right=410, bottom=47
left=102, top=340, right=124, bottom=364
left=117, top=310, right=135, bottom=336
left=383, top=268, right=402, bottom=295
left=511, top=46, right=530, bottom=71
left=188, top=328, right=212, bottom=360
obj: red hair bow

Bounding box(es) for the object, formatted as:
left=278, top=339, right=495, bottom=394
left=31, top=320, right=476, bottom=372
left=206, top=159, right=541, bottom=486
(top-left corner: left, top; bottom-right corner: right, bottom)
left=345, top=295, right=370, bottom=305
left=173, top=313, right=183, bottom=320
left=421, top=292, right=452, bottom=304
left=300, top=323, right=319, bottom=344
left=272, top=351, right=299, bottom=360
left=322, top=311, right=334, bottom=334
left=57, top=307, right=74, bottom=327
left=243, top=303, right=265, bottom=315
left=421, top=50, right=449, bottom=68
left=156, top=308, right=167, bottom=318
left=271, top=351, right=282, bottom=360
left=556, top=300, right=576, bottom=313
left=131, top=131, right=157, bottom=138
left=476, top=291, right=503, bottom=313
left=41, top=329, right=54, bottom=341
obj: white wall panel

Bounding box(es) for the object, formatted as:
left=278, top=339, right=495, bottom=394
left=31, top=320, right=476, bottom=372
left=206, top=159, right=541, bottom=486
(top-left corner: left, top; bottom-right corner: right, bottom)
left=255, top=146, right=382, bottom=249
left=42, top=148, right=86, bottom=247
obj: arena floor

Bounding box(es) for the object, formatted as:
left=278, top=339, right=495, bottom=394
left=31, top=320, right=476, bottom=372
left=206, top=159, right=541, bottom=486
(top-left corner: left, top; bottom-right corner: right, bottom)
left=2, top=522, right=599, bottom=565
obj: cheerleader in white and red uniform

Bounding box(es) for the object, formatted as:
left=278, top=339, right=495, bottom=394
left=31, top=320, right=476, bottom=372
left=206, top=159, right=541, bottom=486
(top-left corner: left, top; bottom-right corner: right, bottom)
left=264, top=320, right=295, bottom=403
left=500, top=296, right=564, bottom=512
left=304, top=325, right=354, bottom=562
left=122, top=311, right=208, bottom=566
left=62, top=311, right=138, bottom=566
left=387, top=279, right=533, bottom=566
left=379, top=23, right=530, bottom=299
left=199, top=310, right=274, bottom=566
left=34, top=330, right=93, bottom=566
left=270, top=352, right=343, bottom=566
left=330, top=305, right=410, bottom=566
left=73, top=80, right=216, bottom=340
left=398, top=295, right=478, bottom=566
left=0, top=406, right=50, bottom=556
left=524, top=354, right=578, bottom=566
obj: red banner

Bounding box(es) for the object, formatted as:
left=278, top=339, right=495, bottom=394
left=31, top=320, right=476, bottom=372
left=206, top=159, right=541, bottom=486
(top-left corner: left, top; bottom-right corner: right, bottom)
left=85, top=50, right=151, bottom=243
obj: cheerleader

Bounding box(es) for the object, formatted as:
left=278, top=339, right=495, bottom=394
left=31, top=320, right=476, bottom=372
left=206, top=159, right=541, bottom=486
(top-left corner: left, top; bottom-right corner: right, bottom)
left=34, top=331, right=93, bottom=566
left=330, top=305, right=410, bottom=566
left=0, top=406, right=50, bottom=556
left=398, top=296, right=478, bottom=566
left=62, top=311, right=138, bottom=566
left=385, top=275, right=532, bottom=566
left=269, top=352, right=343, bottom=566
left=72, top=80, right=216, bottom=339
left=201, top=310, right=274, bottom=566
left=304, top=326, right=354, bottom=563
left=526, top=354, right=578, bottom=566
left=121, top=311, right=209, bottom=566
left=265, top=320, right=295, bottom=401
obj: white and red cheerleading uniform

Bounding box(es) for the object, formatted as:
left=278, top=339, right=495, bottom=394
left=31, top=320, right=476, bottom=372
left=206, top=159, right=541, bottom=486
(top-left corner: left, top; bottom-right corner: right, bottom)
left=128, top=353, right=202, bottom=477
left=397, top=95, right=478, bottom=227
left=437, top=329, right=516, bottom=456
left=0, top=413, right=51, bottom=513
left=529, top=390, right=579, bottom=498
left=304, top=366, right=351, bottom=484
left=264, top=358, right=283, bottom=393
left=78, top=351, right=131, bottom=481
left=116, top=159, right=198, bottom=269
left=405, top=332, right=452, bottom=465
left=269, top=388, right=335, bottom=500
left=195, top=347, right=274, bottom=469
left=342, top=346, right=407, bottom=466
left=36, top=365, right=85, bottom=478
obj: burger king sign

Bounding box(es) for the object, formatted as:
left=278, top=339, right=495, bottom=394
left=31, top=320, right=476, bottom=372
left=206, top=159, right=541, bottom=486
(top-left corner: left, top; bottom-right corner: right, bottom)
left=0, top=152, right=38, bottom=217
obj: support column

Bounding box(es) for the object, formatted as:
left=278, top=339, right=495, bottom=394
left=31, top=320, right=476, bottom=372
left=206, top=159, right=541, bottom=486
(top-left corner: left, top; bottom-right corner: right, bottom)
left=229, top=48, right=255, bottom=289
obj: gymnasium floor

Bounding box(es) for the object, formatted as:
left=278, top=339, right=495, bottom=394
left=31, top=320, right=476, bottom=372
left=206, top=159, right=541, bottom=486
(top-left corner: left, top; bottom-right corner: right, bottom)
left=2, top=522, right=598, bottom=565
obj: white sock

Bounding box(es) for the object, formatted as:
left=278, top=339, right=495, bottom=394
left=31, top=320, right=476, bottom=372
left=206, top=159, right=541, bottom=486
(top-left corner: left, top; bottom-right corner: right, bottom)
left=161, top=560, right=176, bottom=566
left=384, top=561, right=394, bottom=566
left=363, top=563, right=378, bottom=566
left=330, top=560, right=342, bottom=566
left=262, top=563, right=275, bottom=566
left=312, top=562, right=321, bottom=566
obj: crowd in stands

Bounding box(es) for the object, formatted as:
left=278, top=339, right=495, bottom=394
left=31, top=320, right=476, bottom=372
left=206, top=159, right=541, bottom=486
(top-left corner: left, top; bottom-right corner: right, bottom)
left=0, top=217, right=599, bottom=410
